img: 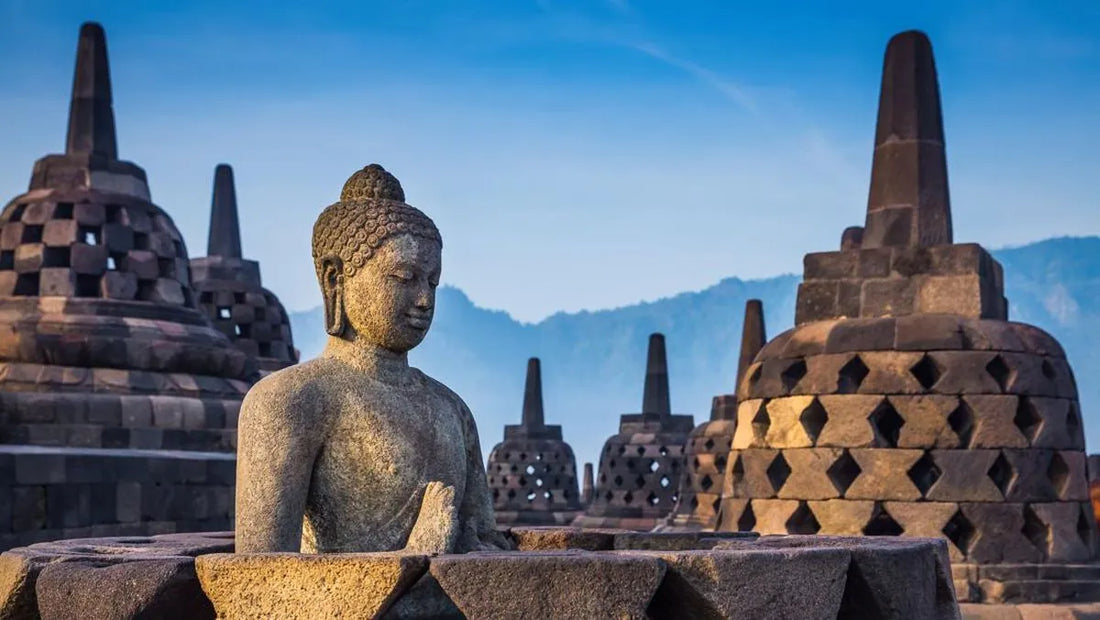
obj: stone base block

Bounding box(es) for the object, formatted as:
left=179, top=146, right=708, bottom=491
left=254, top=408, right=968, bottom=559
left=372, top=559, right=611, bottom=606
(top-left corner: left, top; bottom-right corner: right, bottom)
left=953, top=563, right=1100, bottom=605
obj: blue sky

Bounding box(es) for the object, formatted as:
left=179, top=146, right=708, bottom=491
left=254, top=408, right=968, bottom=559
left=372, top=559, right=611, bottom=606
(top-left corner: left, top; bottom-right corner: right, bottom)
left=1, top=1, right=1098, bottom=322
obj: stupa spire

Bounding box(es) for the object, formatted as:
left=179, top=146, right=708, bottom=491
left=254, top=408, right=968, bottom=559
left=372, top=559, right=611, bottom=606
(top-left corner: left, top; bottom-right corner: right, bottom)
left=641, top=333, right=671, bottom=417
left=862, top=30, right=952, bottom=249
left=207, top=164, right=243, bottom=258
left=521, top=357, right=544, bottom=428
left=65, top=22, right=117, bottom=159
left=735, top=299, right=766, bottom=393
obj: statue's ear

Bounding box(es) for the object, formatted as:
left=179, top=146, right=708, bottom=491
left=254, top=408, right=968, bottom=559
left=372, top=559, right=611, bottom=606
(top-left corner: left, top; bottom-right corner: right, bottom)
left=320, top=257, right=346, bottom=337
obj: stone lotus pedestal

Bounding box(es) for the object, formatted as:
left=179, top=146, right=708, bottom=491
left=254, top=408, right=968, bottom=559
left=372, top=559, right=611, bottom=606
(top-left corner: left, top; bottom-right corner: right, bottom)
left=0, top=529, right=961, bottom=619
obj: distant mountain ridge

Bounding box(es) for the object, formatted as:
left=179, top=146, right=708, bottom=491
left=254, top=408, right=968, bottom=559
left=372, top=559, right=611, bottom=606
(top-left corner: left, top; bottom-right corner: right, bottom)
left=289, top=236, right=1100, bottom=467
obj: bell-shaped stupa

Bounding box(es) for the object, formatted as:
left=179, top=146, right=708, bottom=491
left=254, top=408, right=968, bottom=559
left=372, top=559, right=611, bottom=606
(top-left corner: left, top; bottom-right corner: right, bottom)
left=191, top=164, right=298, bottom=373
left=486, top=358, right=582, bottom=525
left=715, top=30, right=1097, bottom=606
left=0, top=23, right=251, bottom=549
left=574, top=334, right=695, bottom=530
left=664, top=299, right=766, bottom=530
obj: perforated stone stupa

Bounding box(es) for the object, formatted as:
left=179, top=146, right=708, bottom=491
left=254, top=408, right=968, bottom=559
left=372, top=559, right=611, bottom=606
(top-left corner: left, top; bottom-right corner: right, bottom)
left=486, top=358, right=582, bottom=525
left=574, top=334, right=694, bottom=530
left=0, top=23, right=250, bottom=549
left=715, top=30, right=1098, bottom=606
left=665, top=299, right=766, bottom=530
left=191, top=164, right=297, bottom=373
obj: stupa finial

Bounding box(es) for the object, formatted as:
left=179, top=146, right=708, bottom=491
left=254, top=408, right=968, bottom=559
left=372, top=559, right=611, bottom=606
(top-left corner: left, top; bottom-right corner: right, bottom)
left=521, top=358, right=545, bottom=428
left=863, top=30, right=952, bottom=249
left=207, top=164, right=243, bottom=259
left=641, top=333, right=671, bottom=417
left=65, top=22, right=117, bottom=159
left=736, top=299, right=766, bottom=391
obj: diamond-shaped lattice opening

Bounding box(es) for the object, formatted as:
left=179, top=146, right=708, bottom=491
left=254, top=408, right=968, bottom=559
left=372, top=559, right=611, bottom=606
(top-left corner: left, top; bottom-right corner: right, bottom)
left=1014, top=397, right=1041, bottom=441
left=1023, top=505, right=1049, bottom=559
left=907, top=452, right=941, bottom=497
left=1067, top=404, right=1082, bottom=444
left=692, top=457, right=701, bottom=470
left=704, top=437, right=715, bottom=451
left=659, top=445, right=670, bottom=457
left=986, top=355, right=1012, bottom=392
left=863, top=505, right=903, bottom=536
left=799, top=398, right=828, bottom=443
left=780, top=359, right=807, bottom=393
left=730, top=455, right=744, bottom=484
left=518, top=476, right=527, bottom=487
left=988, top=452, right=1014, bottom=498
left=636, top=445, right=646, bottom=456
left=869, top=401, right=904, bottom=448
left=634, top=475, right=646, bottom=489
left=715, top=454, right=727, bottom=471
left=690, top=496, right=699, bottom=509
left=613, top=475, right=624, bottom=487
left=626, top=459, right=637, bottom=471
left=752, top=403, right=771, bottom=439
left=910, top=354, right=942, bottom=391
left=647, top=492, right=659, bottom=506
left=508, top=489, right=517, bottom=499
left=649, top=460, right=660, bottom=473
left=737, top=503, right=756, bottom=532
left=837, top=355, right=869, bottom=394
left=785, top=501, right=820, bottom=535
left=827, top=450, right=862, bottom=495
left=1041, top=359, right=1057, bottom=381
left=700, top=474, right=713, bottom=491
left=660, top=475, right=671, bottom=488
left=621, top=490, right=635, bottom=505
left=748, top=364, right=763, bottom=388
left=948, top=401, right=975, bottom=448
left=1078, top=505, right=1095, bottom=548
left=943, top=509, right=976, bottom=555
left=526, top=491, right=536, bottom=502
left=1048, top=452, right=1071, bottom=496
left=525, top=465, right=536, bottom=475
left=766, top=453, right=791, bottom=494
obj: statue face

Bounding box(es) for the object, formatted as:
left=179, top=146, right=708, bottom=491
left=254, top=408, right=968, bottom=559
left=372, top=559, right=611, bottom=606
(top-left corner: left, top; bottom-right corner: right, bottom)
left=341, top=233, right=441, bottom=353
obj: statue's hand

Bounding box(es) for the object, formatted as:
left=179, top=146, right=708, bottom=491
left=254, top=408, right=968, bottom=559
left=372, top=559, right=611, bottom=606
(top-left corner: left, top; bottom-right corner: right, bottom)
left=404, top=481, right=458, bottom=554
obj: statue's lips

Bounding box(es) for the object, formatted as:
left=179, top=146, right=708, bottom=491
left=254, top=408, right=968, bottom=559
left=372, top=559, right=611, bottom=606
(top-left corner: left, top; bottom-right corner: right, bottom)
left=405, top=315, right=431, bottom=330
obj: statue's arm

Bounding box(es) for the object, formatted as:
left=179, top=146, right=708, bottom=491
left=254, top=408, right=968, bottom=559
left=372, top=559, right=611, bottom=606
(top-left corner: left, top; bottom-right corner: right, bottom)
left=455, top=401, right=512, bottom=551
left=234, top=375, right=322, bottom=553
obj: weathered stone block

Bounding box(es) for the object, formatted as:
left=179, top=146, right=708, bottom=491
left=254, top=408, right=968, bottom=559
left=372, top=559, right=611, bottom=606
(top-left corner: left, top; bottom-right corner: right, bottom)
left=197, top=552, right=428, bottom=619
left=926, top=450, right=1004, bottom=502
left=961, top=503, right=1042, bottom=564
left=764, top=396, right=816, bottom=448
left=70, top=243, right=107, bottom=275
left=779, top=449, right=845, bottom=500
left=846, top=449, right=922, bottom=500
left=795, top=281, right=839, bottom=324
left=431, top=551, right=664, bottom=620
left=890, top=395, right=960, bottom=449
left=808, top=499, right=875, bottom=535
left=645, top=547, right=850, bottom=620
left=857, top=351, right=927, bottom=394
left=36, top=558, right=212, bottom=620
left=964, top=395, right=1027, bottom=449
left=860, top=277, right=916, bottom=318
left=817, top=395, right=882, bottom=448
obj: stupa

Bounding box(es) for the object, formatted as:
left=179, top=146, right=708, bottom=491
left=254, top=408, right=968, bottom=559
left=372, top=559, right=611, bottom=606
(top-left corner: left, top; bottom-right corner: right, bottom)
left=573, top=334, right=695, bottom=530
left=486, top=358, right=583, bottom=525
left=191, top=164, right=298, bottom=373
left=664, top=299, right=766, bottom=530
left=0, top=23, right=250, bottom=549
left=715, top=30, right=1098, bottom=606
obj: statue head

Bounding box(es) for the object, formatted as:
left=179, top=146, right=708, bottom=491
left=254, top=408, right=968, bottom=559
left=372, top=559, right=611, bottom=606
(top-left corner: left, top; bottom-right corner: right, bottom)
left=312, top=164, right=442, bottom=353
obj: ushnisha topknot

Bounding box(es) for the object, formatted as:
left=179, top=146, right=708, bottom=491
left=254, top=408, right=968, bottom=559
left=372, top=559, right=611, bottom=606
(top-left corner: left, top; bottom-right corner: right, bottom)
left=312, top=164, right=441, bottom=278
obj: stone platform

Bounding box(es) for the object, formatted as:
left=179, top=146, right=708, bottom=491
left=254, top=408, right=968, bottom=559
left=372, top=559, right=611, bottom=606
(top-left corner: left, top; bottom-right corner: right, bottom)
left=0, top=528, right=959, bottom=619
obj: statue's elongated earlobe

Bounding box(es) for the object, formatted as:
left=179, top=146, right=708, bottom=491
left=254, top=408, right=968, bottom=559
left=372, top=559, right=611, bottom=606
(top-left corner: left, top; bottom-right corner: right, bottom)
left=322, top=259, right=345, bottom=336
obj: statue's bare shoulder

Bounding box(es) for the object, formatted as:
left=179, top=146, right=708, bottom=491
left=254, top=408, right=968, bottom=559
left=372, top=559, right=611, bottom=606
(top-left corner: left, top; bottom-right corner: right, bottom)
left=239, top=357, right=347, bottom=439
left=411, top=368, right=476, bottom=429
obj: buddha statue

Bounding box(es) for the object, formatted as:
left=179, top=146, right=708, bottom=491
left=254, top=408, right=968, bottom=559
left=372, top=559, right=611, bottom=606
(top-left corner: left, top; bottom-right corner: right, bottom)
left=234, top=164, right=508, bottom=555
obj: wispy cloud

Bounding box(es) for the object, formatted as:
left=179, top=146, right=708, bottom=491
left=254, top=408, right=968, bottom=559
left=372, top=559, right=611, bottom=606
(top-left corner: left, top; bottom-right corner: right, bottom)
left=629, top=41, right=758, bottom=113
left=532, top=1, right=757, bottom=113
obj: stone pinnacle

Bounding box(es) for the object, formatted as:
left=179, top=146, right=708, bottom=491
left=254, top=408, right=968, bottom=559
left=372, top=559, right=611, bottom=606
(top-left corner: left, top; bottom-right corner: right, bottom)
left=65, top=22, right=118, bottom=159
left=521, top=357, right=545, bottom=428
left=207, top=164, right=243, bottom=259
left=582, top=462, right=594, bottom=505
left=641, top=333, right=671, bottom=417
left=736, top=300, right=766, bottom=390
left=863, top=30, right=952, bottom=249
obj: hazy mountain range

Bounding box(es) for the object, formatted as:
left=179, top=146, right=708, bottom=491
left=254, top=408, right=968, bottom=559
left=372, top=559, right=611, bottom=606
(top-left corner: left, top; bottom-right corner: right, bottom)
left=288, top=236, right=1100, bottom=467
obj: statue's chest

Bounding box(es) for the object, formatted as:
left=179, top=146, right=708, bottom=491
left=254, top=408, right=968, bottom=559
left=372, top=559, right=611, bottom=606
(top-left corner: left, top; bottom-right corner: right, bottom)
left=324, top=390, right=467, bottom=483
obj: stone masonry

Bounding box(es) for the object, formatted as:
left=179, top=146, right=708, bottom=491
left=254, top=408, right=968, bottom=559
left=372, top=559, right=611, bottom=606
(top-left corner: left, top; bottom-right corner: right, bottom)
left=714, top=30, right=1099, bottom=607
left=190, top=164, right=298, bottom=373
left=487, top=358, right=583, bottom=525
left=0, top=23, right=251, bottom=550
left=574, top=334, right=695, bottom=530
